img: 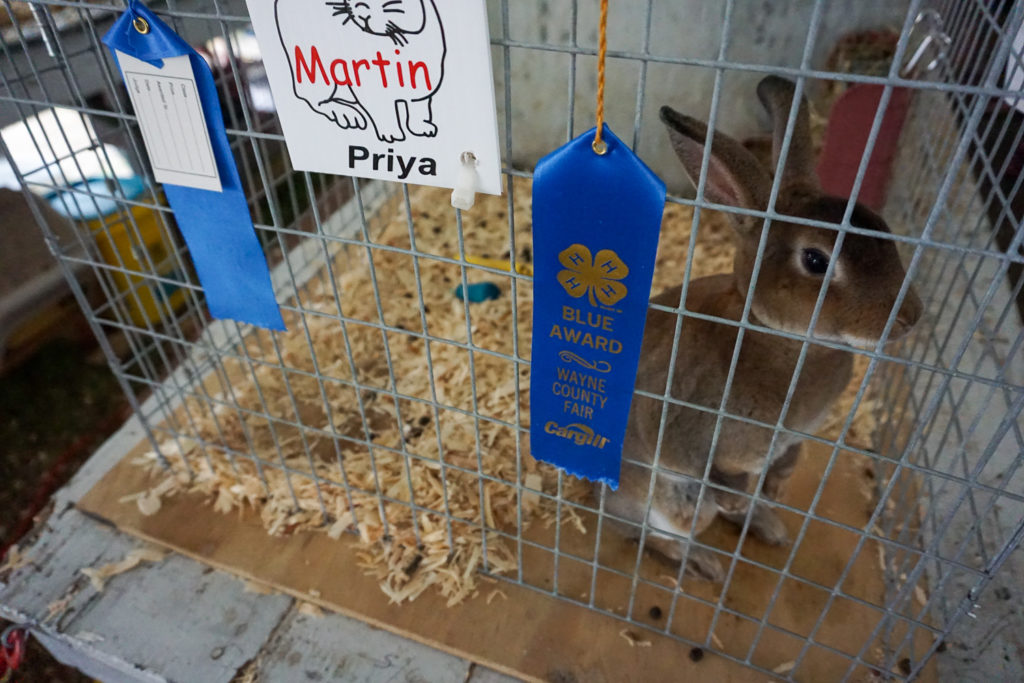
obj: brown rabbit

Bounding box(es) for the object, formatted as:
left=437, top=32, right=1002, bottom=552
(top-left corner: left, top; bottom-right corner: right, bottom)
left=601, top=76, right=923, bottom=581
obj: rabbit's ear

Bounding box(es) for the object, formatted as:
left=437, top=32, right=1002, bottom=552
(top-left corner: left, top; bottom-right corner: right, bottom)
left=756, top=76, right=819, bottom=190
left=660, top=106, right=771, bottom=215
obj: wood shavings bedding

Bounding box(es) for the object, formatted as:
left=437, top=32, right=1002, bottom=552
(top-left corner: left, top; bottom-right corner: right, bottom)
left=243, top=580, right=276, bottom=595
left=231, top=657, right=262, bottom=683
left=773, top=660, right=797, bottom=675
left=297, top=602, right=326, bottom=618
left=79, top=547, right=169, bottom=592
left=132, top=174, right=883, bottom=606
left=0, top=544, right=28, bottom=574
left=619, top=628, right=653, bottom=648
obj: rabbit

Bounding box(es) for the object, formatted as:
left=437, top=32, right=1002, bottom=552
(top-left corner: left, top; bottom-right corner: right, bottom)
left=599, top=76, right=923, bottom=582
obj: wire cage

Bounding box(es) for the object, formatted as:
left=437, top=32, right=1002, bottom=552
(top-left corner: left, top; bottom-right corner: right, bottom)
left=2, top=0, right=1023, bottom=680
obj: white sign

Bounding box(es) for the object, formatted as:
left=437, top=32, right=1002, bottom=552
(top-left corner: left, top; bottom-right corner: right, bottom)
left=245, top=0, right=502, bottom=195
left=116, top=52, right=222, bottom=192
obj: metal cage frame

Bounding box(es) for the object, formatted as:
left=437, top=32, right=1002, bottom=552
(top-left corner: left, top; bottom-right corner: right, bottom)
left=2, top=0, right=1023, bottom=680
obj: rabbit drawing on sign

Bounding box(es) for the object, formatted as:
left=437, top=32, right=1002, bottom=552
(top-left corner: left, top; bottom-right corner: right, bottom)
left=601, top=76, right=922, bottom=581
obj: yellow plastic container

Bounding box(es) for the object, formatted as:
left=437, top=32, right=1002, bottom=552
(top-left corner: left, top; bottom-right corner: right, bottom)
left=88, top=198, right=188, bottom=327
left=48, top=177, right=188, bottom=327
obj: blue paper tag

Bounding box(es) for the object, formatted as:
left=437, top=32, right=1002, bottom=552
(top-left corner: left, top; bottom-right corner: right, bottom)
left=530, top=126, right=666, bottom=487
left=103, top=2, right=285, bottom=330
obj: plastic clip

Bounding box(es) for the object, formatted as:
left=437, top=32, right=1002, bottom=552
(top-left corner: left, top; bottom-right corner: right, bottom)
left=0, top=626, right=27, bottom=683
left=450, top=151, right=478, bottom=211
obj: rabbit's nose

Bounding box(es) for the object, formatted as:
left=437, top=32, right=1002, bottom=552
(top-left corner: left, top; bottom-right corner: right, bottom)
left=895, top=289, right=923, bottom=331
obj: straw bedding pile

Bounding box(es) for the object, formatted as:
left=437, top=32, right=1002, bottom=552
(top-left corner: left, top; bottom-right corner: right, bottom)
left=132, top=170, right=881, bottom=605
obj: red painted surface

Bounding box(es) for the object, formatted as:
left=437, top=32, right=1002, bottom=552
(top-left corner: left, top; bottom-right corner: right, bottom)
left=816, top=84, right=912, bottom=211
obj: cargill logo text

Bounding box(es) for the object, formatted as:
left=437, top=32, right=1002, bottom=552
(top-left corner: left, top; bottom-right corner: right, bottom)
left=544, top=421, right=610, bottom=448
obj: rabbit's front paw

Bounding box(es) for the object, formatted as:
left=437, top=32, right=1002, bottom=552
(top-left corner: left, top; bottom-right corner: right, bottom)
left=720, top=503, right=790, bottom=546
left=749, top=506, right=789, bottom=546
left=685, top=546, right=725, bottom=583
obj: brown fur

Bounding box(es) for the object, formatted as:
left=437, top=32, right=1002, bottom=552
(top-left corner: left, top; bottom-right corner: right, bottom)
left=600, top=77, right=922, bottom=581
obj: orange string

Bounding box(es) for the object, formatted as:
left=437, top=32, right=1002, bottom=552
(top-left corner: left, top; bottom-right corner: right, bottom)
left=593, top=0, right=609, bottom=154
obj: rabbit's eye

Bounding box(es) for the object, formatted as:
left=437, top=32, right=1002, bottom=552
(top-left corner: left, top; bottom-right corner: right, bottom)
left=801, top=248, right=830, bottom=275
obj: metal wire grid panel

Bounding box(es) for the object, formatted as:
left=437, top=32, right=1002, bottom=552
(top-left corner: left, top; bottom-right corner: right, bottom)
left=2, top=0, right=1023, bottom=680
left=872, top=0, right=1024, bottom=673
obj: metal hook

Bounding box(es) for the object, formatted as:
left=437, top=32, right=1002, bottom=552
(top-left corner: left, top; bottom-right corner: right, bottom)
left=901, top=9, right=951, bottom=78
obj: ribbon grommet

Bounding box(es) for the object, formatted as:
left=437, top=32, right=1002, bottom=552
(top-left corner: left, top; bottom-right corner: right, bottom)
left=132, top=16, right=149, bottom=34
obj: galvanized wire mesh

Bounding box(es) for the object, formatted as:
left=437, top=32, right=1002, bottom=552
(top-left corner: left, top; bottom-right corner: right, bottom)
left=2, top=0, right=1023, bottom=680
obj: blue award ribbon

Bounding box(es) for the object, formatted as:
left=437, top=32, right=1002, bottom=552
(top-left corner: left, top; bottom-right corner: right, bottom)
left=530, top=125, right=666, bottom=487
left=103, top=1, right=285, bottom=330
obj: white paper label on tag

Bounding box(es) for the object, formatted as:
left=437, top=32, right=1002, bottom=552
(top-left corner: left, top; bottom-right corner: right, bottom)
left=243, top=0, right=502, bottom=195
left=116, top=51, right=222, bottom=192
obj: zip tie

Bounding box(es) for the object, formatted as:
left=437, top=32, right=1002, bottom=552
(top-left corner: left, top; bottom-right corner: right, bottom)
left=450, top=151, right=478, bottom=210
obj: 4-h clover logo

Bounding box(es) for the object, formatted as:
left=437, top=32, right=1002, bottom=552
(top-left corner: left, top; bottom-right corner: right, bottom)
left=557, top=244, right=629, bottom=307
